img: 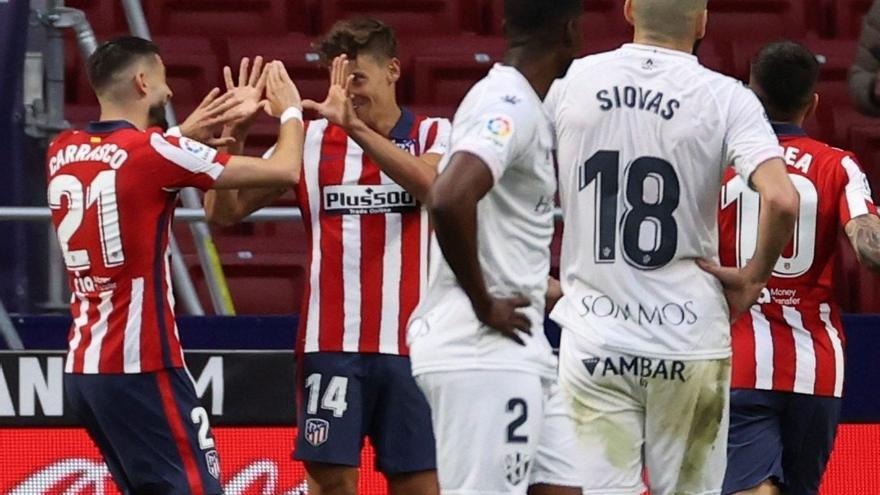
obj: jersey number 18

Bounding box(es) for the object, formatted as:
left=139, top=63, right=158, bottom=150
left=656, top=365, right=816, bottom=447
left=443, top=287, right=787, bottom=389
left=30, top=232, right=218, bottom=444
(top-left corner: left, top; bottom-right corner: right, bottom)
left=579, top=150, right=680, bottom=270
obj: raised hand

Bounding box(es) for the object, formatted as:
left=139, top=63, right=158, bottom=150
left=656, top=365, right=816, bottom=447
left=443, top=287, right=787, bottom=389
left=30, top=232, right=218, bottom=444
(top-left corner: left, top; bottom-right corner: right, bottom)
left=697, top=259, right=766, bottom=322
left=178, top=88, right=242, bottom=147
left=475, top=294, right=533, bottom=346
left=302, top=55, right=359, bottom=129
left=222, top=56, right=269, bottom=128
left=265, top=61, right=303, bottom=118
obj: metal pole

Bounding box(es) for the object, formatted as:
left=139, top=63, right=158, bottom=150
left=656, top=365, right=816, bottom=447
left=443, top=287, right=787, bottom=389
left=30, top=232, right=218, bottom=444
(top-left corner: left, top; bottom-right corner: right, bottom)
left=120, top=0, right=235, bottom=315
left=0, top=206, right=306, bottom=222
left=0, top=300, right=24, bottom=351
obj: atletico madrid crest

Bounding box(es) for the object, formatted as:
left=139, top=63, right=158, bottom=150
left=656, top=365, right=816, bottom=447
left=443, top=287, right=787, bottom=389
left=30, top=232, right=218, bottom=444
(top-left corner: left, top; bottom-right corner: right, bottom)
left=305, top=418, right=330, bottom=447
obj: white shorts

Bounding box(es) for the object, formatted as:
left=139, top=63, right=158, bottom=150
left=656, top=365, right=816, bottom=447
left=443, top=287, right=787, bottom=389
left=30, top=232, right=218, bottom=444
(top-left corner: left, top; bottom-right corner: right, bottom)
left=558, top=328, right=731, bottom=495
left=416, top=370, right=583, bottom=495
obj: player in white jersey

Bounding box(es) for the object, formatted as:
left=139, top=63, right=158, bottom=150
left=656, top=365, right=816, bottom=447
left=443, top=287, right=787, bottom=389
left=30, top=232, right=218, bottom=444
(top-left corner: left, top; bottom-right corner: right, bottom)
left=544, top=0, right=800, bottom=493
left=408, top=1, right=584, bottom=494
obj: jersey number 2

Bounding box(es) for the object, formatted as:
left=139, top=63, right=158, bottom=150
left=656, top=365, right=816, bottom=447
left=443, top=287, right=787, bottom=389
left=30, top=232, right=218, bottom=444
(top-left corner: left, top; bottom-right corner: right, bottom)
left=48, top=171, right=125, bottom=271
left=722, top=174, right=818, bottom=277
left=580, top=150, right=681, bottom=270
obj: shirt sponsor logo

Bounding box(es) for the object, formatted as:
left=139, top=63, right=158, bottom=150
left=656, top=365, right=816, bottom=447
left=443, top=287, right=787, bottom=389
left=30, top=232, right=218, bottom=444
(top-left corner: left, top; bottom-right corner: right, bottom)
left=323, top=184, right=418, bottom=215
left=577, top=294, right=699, bottom=327
left=582, top=356, right=687, bottom=382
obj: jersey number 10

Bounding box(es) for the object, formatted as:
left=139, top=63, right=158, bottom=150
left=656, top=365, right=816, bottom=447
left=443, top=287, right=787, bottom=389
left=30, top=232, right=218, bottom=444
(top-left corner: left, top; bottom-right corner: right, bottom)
left=48, top=171, right=125, bottom=272
left=580, top=150, right=681, bottom=270
left=722, top=174, right=817, bottom=278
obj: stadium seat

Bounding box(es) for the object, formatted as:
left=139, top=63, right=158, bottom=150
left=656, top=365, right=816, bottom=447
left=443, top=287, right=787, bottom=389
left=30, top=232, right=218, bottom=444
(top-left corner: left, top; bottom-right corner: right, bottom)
left=317, top=0, right=469, bottom=35
left=405, top=35, right=506, bottom=106
left=847, top=124, right=880, bottom=191
left=705, top=0, right=808, bottom=45
left=226, top=35, right=328, bottom=104
left=144, top=0, right=303, bottom=37
left=833, top=0, right=873, bottom=39
left=65, top=0, right=127, bottom=35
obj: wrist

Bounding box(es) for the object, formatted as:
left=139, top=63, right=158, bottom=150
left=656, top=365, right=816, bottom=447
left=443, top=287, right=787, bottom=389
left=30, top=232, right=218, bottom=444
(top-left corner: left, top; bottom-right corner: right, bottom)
left=470, top=292, right=493, bottom=319
left=280, top=106, right=303, bottom=125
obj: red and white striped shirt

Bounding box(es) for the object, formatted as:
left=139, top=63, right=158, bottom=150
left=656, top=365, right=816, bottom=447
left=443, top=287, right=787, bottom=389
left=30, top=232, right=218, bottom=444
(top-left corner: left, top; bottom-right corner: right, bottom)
left=719, top=124, right=878, bottom=397
left=296, top=110, right=450, bottom=355
left=46, top=121, right=229, bottom=374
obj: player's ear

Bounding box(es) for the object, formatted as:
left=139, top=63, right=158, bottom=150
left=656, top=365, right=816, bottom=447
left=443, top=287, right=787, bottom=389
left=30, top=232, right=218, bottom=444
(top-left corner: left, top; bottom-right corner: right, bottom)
left=133, top=70, right=149, bottom=97
left=387, top=57, right=401, bottom=84
left=806, top=93, right=820, bottom=120
left=696, top=9, right=708, bottom=40
left=623, top=0, right=635, bottom=27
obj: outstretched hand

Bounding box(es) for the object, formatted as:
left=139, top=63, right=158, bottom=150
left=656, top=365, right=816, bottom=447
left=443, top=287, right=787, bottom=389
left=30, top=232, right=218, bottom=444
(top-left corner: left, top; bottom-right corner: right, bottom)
left=697, top=259, right=766, bottom=322
left=475, top=294, right=533, bottom=346
left=302, top=55, right=359, bottom=129
left=222, top=56, right=270, bottom=128
left=264, top=61, right=303, bottom=118
left=178, top=88, right=242, bottom=147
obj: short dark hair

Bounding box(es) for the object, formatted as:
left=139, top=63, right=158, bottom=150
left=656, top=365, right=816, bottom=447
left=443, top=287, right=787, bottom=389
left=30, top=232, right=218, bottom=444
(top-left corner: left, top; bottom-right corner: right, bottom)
left=503, top=0, right=583, bottom=41
left=314, top=17, right=398, bottom=65
left=87, top=36, right=160, bottom=94
left=750, top=41, right=820, bottom=121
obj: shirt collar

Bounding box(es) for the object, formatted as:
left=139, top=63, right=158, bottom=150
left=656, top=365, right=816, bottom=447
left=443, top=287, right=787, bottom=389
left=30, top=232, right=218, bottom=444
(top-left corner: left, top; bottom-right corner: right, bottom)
left=389, top=108, right=416, bottom=141
left=771, top=122, right=807, bottom=137
left=85, top=120, right=139, bottom=134
left=622, top=43, right=698, bottom=62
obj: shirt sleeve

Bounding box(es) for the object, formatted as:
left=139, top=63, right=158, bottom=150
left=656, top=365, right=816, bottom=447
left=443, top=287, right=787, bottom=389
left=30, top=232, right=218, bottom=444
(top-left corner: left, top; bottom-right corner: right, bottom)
left=838, top=153, right=879, bottom=223
left=148, top=132, right=231, bottom=191
left=424, top=118, right=452, bottom=156
left=450, top=99, right=533, bottom=183
left=724, top=85, right=784, bottom=183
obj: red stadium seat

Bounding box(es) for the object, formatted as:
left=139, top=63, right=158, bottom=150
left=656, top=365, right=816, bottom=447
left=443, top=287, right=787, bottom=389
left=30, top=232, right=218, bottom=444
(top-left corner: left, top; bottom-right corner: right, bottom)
left=144, top=0, right=303, bottom=37
left=318, top=0, right=469, bottom=35
left=705, top=0, right=808, bottom=46
left=65, top=0, right=127, bottom=35
left=405, top=35, right=506, bottom=106
left=833, top=0, right=873, bottom=39
left=226, top=35, right=328, bottom=104
left=153, top=36, right=223, bottom=104
left=847, top=124, right=880, bottom=190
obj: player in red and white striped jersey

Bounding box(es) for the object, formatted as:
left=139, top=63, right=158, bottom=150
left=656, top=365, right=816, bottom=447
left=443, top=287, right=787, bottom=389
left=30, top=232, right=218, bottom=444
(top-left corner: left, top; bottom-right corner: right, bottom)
left=719, top=42, right=880, bottom=495
left=50, top=37, right=305, bottom=494
left=205, top=18, right=449, bottom=495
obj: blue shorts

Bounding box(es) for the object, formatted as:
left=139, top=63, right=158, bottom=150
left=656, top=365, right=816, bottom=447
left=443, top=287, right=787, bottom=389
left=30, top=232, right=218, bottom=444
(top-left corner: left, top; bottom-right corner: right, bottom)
left=65, top=368, right=222, bottom=495
left=294, top=352, right=436, bottom=474
left=723, top=389, right=841, bottom=495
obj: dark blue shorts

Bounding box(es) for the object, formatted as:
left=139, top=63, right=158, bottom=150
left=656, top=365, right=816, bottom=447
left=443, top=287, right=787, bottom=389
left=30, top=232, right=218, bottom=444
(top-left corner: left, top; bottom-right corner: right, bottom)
left=294, top=352, right=436, bottom=474
left=723, top=389, right=842, bottom=495
left=65, top=368, right=222, bottom=495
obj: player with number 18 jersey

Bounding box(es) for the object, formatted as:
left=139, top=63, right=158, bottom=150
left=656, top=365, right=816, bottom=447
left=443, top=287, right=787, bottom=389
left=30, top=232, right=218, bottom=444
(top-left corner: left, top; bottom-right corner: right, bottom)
left=545, top=36, right=785, bottom=493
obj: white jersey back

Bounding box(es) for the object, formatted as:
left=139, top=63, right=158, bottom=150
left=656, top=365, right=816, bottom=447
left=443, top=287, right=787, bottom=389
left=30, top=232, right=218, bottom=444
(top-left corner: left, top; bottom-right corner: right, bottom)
left=547, top=43, right=783, bottom=360
left=408, top=64, right=557, bottom=378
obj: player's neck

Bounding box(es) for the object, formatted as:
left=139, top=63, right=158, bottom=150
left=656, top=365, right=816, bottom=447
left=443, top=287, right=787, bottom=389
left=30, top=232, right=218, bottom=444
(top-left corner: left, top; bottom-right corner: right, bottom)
left=361, top=104, right=402, bottom=138
left=98, top=104, right=149, bottom=131
left=632, top=31, right=696, bottom=55
left=503, top=48, right=559, bottom=100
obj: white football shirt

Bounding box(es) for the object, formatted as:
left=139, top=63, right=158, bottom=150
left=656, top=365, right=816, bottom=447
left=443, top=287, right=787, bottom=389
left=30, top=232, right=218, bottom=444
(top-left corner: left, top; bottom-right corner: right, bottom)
left=408, top=64, right=558, bottom=379
left=547, top=43, right=784, bottom=360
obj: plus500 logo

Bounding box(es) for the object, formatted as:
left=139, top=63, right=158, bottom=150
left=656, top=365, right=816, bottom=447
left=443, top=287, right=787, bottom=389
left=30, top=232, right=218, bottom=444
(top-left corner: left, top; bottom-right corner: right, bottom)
left=323, top=185, right=417, bottom=215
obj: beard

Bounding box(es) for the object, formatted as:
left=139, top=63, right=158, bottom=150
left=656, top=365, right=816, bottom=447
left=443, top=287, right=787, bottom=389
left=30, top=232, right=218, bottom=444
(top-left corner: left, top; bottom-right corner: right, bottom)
left=692, top=39, right=703, bottom=56
left=148, top=102, right=169, bottom=130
